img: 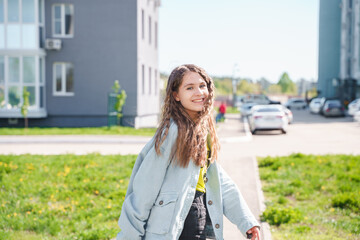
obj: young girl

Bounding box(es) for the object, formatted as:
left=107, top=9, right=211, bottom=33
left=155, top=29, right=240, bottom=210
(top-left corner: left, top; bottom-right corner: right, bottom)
left=117, top=64, right=260, bottom=240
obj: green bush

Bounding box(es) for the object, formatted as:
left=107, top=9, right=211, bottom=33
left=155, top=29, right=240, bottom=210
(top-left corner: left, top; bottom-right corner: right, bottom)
left=332, top=193, right=360, bottom=213
left=258, top=157, right=275, bottom=167
left=261, top=206, right=302, bottom=226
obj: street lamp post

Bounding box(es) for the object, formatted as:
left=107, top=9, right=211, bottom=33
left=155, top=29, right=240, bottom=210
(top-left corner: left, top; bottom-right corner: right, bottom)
left=232, top=64, right=240, bottom=107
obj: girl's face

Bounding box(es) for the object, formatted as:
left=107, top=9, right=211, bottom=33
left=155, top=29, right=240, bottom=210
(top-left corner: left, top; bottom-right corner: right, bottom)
left=173, top=71, right=209, bottom=120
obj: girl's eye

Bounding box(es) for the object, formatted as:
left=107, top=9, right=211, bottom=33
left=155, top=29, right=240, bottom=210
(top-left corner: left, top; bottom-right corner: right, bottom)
left=200, top=84, right=206, bottom=88
left=186, top=87, right=193, bottom=90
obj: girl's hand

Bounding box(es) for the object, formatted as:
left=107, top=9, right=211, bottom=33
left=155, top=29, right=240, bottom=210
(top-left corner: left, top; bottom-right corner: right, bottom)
left=246, top=226, right=260, bottom=240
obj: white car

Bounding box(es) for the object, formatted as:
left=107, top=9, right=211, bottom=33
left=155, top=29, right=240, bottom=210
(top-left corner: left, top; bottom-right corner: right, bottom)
left=281, top=106, right=293, bottom=124
left=348, top=98, right=360, bottom=116
left=309, top=98, right=322, bottom=114
left=248, top=105, right=289, bottom=134
left=285, top=98, right=307, bottom=109
left=354, top=110, right=360, bottom=122
left=240, top=102, right=257, bottom=117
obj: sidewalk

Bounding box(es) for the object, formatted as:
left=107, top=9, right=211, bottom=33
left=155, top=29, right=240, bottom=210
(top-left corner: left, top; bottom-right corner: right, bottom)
left=0, top=114, right=271, bottom=239
left=217, top=114, right=271, bottom=240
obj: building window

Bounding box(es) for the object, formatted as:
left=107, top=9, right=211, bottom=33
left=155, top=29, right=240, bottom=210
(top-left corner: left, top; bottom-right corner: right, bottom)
left=22, top=0, right=35, bottom=23
left=142, top=64, right=145, bottom=94
left=141, top=9, right=144, bottom=40
left=0, top=56, right=5, bottom=108
left=0, top=0, right=5, bottom=23
left=8, top=0, right=19, bottom=22
left=53, top=62, right=74, bottom=96
left=0, top=55, right=44, bottom=111
left=149, top=67, right=152, bottom=94
left=1, top=0, right=38, bottom=49
left=155, top=21, right=158, bottom=49
left=149, top=16, right=152, bottom=44
left=155, top=69, right=158, bottom=95
left=52, top=4, right=74, bottom=38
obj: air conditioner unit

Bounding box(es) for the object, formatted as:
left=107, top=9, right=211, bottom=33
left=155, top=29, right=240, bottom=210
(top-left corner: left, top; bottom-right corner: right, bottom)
left=45, top=39, right=62, bottom=50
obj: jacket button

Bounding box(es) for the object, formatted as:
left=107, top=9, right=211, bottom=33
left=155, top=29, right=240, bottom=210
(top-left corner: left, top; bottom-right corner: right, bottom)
left=159, top=200, right=164, bottom=205
left=215, top=224, right=220, bottom=229
left=208, top=200, right=213, bottom=205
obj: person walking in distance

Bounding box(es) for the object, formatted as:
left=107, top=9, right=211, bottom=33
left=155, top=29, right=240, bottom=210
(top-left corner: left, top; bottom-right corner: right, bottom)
left=116, top=64, right=260, bottom=240
left=216, top=102, right=227, bottom=123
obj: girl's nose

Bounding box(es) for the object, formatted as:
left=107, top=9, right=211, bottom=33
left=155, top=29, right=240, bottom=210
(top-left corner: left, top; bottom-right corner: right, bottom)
left=195, top=87, right=203, bottom=95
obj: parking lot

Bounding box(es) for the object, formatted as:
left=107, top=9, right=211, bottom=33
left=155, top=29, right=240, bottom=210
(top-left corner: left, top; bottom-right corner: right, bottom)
left=238, top=109, right=360, bottom=157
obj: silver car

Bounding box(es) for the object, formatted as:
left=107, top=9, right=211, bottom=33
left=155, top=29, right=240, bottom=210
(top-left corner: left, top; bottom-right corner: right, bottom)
left=240, top=103, right=257, bottom=118
left=354, top=110, right=360, bottom=122
left=309, top=98, right=322, bottom=114
left=348, top=98, right=360, bottom=116
left=284, top=98, right=307, bottom=110
left=248, top=105, right=289, bottom=134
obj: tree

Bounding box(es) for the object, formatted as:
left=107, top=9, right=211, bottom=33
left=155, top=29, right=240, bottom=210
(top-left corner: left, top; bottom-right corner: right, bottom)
left=256, top=77, right=271, bottom=92
left=267, top=84, right=282, bottom=94
left=237, top=79, right=260, bottom=94
left=112, top=80, right=127, bottom=125
left=277, top=72, right=297, bottom=94
left=21, top=87, right=30, bottom=128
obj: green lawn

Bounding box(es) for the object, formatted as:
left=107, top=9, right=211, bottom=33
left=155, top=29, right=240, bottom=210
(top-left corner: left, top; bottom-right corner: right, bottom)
left=0, top=126, right=156, bottom=136
left=258, top=154, right=360, bottom=240
left=224, top=106, right=239, bottom=114
left=2, top=153, right=359, bottom=239
left=0, top=154, right=136, bottom=240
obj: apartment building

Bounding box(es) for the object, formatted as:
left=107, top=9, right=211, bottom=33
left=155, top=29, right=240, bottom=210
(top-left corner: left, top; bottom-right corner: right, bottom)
left=0, top=0, right=160, bottom=128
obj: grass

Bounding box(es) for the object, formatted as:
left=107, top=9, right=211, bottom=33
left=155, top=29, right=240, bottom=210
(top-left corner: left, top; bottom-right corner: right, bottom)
left=0, top=126, right=156, bottom=136
left=0, top=154, right=136, bottom=240
left=224, top=106, right=239, bottom=114
left=258, top=154, right=360, bottom=240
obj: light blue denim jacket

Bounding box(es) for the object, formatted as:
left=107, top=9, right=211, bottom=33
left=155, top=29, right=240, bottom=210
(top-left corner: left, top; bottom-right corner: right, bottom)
left=117, top=120, right=259, bottom=240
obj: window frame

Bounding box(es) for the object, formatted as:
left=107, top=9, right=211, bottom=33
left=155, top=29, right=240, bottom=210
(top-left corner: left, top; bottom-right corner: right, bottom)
left=0, top=55, right=45, bottom=111
left=52, top=62, right=74, bottom=96
left=149, top=66, right=151, bottom=94
left=148, top=16, right=151, bottom=44
left=52, top=3, right=74, bottom=38
left=141, top=64, right=145, bottom=95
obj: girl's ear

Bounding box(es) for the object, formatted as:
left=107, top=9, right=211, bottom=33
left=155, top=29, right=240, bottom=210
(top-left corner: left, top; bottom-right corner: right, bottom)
left=173, top=91, right=180, bottom=101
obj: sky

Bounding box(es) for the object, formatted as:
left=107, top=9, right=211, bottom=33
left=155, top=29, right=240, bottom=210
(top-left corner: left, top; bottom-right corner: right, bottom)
left=158, top=0, right=319, bottom=83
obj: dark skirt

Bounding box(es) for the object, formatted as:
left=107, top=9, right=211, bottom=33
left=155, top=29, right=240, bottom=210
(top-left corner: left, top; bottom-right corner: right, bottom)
left=179, top=191, right=216, bottom=240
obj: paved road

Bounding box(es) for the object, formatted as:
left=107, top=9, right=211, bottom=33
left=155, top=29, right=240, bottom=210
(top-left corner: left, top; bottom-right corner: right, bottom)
left=239, top=109, right=360, bottom=158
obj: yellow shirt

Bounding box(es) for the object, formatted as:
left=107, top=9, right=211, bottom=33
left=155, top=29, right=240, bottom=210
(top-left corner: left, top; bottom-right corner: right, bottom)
left=196, top=135, right=211, bottom=193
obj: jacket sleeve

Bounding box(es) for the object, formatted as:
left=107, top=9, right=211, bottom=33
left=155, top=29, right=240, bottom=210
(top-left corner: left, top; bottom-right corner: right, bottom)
left=117, top=123, right=178, bottom=240
left=218, top=164, right=260, bottom=236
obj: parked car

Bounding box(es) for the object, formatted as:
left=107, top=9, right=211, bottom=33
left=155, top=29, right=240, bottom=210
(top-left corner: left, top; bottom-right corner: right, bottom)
left=240, top=103, right=257, bottom=117
left=248, top=105, right=288, bottom=134
left=309, top=98, right=322, bottom=114
left=348, top=98, right=360, bottom=116
left=240, top=94, right=281, bottom=105
left=322, top=100, right=345, bottom=117
left=281, top=106, right=293, bottom=124
left=354, top=110, right=360, bottom=122
left=284, top=98, right=307, bottom=109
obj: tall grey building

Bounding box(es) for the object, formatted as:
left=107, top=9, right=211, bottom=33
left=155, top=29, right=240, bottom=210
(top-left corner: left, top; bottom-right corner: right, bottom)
left=0, top=0, right=160, bottom=128
left=318, top=0, right=360, bottom=101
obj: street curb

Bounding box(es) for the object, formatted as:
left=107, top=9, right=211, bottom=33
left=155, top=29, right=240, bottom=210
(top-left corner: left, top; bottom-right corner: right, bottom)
left=252, top=156, right=272, bottom=240
left=0, top=136, right=152, bottom=144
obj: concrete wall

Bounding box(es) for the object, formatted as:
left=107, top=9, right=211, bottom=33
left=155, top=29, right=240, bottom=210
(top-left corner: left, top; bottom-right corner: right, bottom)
left=44, top=0, right=138, bottom=127
left=318, top=0, right=342, bottom=98
left=134, top=0, right=160, bottom=128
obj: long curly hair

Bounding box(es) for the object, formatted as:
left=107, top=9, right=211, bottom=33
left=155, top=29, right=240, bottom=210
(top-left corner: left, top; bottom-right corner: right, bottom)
left=154, top=64, right=220, bottom=167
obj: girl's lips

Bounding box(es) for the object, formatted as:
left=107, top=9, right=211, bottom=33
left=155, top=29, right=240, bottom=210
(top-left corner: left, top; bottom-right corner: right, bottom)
left=192, top=98, right=205, bottom=103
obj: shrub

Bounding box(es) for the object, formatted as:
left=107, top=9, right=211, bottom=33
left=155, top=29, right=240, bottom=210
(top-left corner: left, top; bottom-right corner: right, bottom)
left=261, top=206, right=302, bottom=226
left=332, top=193, right=360, bottom=213
left=258, top=157, right=275, bottom=167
